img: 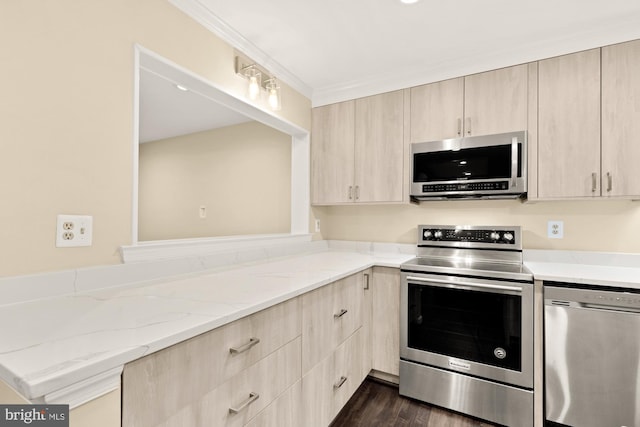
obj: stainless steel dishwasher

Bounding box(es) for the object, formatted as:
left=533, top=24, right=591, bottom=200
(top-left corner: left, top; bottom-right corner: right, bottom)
left=545, top=283, right=640, bottom=427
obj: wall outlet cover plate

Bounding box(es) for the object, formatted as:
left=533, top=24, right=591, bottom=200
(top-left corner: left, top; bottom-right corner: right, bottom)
left=56, top=214, right=93, bottom=247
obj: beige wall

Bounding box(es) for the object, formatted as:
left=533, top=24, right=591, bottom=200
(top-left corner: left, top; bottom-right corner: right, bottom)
left=139, top=122, right=291, bottom=241
left=0, top=1, right=311, bottom=277
left=316, top=199, right=640, bottom=252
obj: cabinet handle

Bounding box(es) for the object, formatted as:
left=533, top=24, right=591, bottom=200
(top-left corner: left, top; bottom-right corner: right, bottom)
left=591, top=172, right=597, bottom=193
left=355, top=185, right=360, bottom=200
left=333, top=376, right=347, bottom=390
left=229, top=337, right=260, bottom=355
left=334, top=308, right=348, bottom=319
left=363, top=273, right=370, bottom=290
left=457, top=118, right=462, bottom=136
left=348, top=186, right=353, bottom=200
left=607, top=172, right=612, bottom=192
left=228, top=392, right=260, bottom=414
left=466, top=117, right=471, bottom=135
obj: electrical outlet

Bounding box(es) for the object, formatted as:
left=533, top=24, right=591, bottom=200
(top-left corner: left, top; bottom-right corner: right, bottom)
left=56, top=215, right=93, bottom=247
left=547, top=220, right=564, bottom=239
left=315, top=219, right=321, bottom=232
left=199, top=206, right=207, bottom=219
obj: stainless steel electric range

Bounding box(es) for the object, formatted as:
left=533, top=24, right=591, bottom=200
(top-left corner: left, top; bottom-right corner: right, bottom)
left=400, top=225, right=534, bottom=427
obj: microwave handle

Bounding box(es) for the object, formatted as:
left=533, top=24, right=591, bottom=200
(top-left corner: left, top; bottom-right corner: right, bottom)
left=511, top=136, right=518, bottom=188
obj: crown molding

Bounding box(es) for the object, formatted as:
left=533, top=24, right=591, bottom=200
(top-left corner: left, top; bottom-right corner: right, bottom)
left=169, top=0, right=312, bottom=99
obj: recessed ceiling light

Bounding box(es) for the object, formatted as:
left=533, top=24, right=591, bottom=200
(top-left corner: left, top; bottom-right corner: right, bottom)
left=399, top=0, right=420, bottom=4
left=175, top=84, right=188, bottom=92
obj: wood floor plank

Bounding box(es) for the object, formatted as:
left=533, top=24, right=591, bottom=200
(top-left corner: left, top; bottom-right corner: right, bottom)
left=331, top=378, right=498, bottom=427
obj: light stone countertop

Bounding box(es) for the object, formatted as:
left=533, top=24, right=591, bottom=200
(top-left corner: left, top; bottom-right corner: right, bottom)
left=0, top=250, right=413, bottom=406
left=1, top=243, right=639, bottom=409
left=524, top=249, right=640, bottom=290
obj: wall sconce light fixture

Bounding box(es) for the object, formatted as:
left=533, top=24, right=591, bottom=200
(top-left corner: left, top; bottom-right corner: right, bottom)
left=235, top=53, right=281, bottom=110
left=265, top=77, right=281, bottom=111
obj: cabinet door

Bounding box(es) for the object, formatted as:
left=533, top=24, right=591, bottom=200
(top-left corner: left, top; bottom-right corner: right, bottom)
left=354, top=91, right=405, bottom=203
left=602, top=40, right=640, bottom=198
left=301, top=328, right=365, bottom=427
left=538, top=49, right=601, bottom=198
left=371, top=267, right=400, bottom=376
left=410, top=77, right=464, bottom=142
left=311, top=101, right=355, bottom=205
left=301, top=273, right=363, bottom=374
left=464, top=64, right=528, bottom=137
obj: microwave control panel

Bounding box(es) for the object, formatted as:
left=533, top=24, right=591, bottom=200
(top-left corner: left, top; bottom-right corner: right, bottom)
left=422, top=180, right=509, bottom=193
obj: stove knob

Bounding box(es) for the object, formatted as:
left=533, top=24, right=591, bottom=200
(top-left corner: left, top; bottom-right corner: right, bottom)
left=503, top=232, right=514, bottom=242
left=434, top=230, right=443, bottom=239
left=423, top=230, right=432, bottom=239
left=490, top=232, right=500, bottom=240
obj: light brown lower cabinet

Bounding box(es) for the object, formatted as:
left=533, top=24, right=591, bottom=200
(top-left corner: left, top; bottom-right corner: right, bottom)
left=244, top=380, right=302, bottom=427
left=371, top=267, right=400, bottom=377
left=122, top=268, right=399, bottom=427
left=301, top=327, right=367, bottom=427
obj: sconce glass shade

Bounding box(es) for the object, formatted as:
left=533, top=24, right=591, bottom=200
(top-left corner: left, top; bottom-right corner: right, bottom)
left=244, top=66, right=261, bottom=101
left=265, top=78, right=281, bottom=111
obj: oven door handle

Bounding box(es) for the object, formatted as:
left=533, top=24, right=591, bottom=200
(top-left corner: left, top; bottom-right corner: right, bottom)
left=406, top=275, right=523, bottom=293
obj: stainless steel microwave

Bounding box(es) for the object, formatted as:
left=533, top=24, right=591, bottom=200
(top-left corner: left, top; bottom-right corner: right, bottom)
left=410, top=131, right=527, bottom=201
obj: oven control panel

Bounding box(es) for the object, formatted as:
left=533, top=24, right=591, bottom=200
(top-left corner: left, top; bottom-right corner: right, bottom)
left=418, top=225, right=520, bottom=247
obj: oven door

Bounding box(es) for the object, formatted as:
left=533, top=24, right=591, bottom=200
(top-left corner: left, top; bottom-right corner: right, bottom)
left=400, top=271, right=533, bottom=389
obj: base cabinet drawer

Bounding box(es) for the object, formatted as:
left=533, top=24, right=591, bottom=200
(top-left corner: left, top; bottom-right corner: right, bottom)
left=302, top=273, right=364, bottom=373
left=245, top=380, right=302, bottom=427
left=142, top=337, right=301, bottom=427
left=122, top=298, right=301, bottom=427
left=301, top=328, right=366, bottom=427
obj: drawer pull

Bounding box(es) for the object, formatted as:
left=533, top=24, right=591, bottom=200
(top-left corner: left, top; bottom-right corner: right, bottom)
left=333, top=376, right=347, bottom=390
left=229, top=337, right=260, bottom=355
left=228, top=392, right=260, bottom=414
left=364, top=273, right=370, bottom=290
left=334, top=309, right=348, bottom=319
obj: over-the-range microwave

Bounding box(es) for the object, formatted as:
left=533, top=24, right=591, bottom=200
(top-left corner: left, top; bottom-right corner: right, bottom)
left=410, top=130, right=527, bottom=201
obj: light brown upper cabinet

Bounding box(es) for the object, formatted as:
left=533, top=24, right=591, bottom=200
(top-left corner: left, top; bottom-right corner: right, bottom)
left=410, top=77, right=464, bottom=142
left=410, top=64, right=528, bottom=143
left=537, top=49, right=601, bottom=199
left=311, top=90, right=404, bottom=205
left=311, top=100, right=355, bottom=204
left=602, top=39, right=640, bottom=198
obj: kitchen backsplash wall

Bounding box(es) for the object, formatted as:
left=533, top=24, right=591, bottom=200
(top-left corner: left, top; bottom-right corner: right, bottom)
left=316, top=199, right=640, bottom=252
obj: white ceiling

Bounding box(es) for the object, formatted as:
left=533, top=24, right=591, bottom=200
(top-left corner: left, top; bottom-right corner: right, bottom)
left=176, top=0, right=640, bottom=106
left=142, top=0, right=640, bottom=141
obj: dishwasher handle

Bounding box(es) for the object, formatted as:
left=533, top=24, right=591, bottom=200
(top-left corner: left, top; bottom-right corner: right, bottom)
left=545, top=285, right=640, bottom=314
left=548, top=299, right=640, bottom=315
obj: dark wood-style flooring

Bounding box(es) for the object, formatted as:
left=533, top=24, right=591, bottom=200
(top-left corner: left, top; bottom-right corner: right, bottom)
left=331, top=378, right=498, bottom=427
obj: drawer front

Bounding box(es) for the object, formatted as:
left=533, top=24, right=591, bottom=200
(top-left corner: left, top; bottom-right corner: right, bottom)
left=301, top=328, right=366, bottom=427
left=156, top=337, right=301, bottom=427
left=332, top=327, right=366, bottom=415
left=332, top=273, right=363, bottom=348
left=123, top=298, right=300, bottom=427
left=245, top=380, right=302, bottom=427
left=302, top=273, right=364, bottom=373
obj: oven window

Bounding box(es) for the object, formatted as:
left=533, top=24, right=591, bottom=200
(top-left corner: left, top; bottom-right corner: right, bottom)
left=407, top=282, right=522, bottom=371
left=413, top=144, right=522, bottom=182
